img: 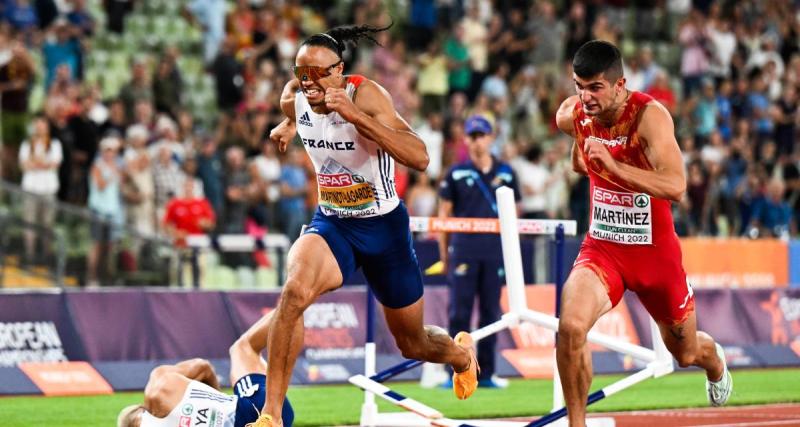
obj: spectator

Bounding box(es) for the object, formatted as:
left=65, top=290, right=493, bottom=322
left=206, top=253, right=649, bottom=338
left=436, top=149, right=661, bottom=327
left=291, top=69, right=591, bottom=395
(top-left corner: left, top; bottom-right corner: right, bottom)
left=416, top=40, right=448, bottom=116
left=646, top=71, right=677, bottom=115
left=512, top=144, right=550, bottom=219
left=196, top=137, right=224, bottom=217
left=19, top=116, right=62, bottom=265
left=527, top=1, right=564, bottom=80
left=276, top=145, right=307, bottom=241
left=5, top=0, right=39, bottom=36
left=184, top=0, right=226, bottom=64
left=100, top=98, right=128, bottom=137
left=152, top=143, right=184, bottom=229
left=444, top=23, right=470, bottom=96
left=163, top=176, right=215, bottom=246
left=163, top=175, right=215, bottom=286
left=42, top=18, right=82, bottom=89
left=749, top=179, right=794, bottom=238
left=102, top=0, right=133, bottom=34
left=152, top=52, right=183, bottom=118
left=414, top=111, right=444, bottom=180
left=250, top=140, right=280, bottom=229
left=87, top=136, right=125, bottom=286
left=226, top=0, right=255, bottom=54
left=678, top=9, right=711, bottom=98
left=118, top=58, right=153, bottom=123
left=0, top=33, right=35, bottom=181
left=405, top=171, right=437, bottom=218
left=212, top=35, right=244, bottom=142
left=460, top=4, right=489, bottom=97
left=67, top=92, right=101, bottom=203
left=66, top=0, right=95, bottom=37
left=122, top=124, right=156, bottom=239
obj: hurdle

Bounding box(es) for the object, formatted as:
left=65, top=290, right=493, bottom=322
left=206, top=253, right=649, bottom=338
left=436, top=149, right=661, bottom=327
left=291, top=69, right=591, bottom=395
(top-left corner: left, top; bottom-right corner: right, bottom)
left=349, top=186, right=675, bottom=427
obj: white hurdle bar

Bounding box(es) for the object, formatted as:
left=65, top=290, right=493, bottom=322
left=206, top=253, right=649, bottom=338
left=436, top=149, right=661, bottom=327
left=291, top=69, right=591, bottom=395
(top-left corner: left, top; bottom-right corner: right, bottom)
left=351, top=186, right=675, bottom=427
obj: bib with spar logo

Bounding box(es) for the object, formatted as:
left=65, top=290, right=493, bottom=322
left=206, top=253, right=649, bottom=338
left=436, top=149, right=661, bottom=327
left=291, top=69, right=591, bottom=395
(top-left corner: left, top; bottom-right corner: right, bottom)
left=317, top=158, right=378, bottom=214
left=589, top=187, right=652, bottom=244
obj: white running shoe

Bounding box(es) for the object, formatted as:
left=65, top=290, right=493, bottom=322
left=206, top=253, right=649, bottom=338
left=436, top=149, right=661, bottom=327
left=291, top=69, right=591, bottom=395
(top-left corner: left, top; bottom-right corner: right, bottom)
left=706, top=343, right=733, bottom=407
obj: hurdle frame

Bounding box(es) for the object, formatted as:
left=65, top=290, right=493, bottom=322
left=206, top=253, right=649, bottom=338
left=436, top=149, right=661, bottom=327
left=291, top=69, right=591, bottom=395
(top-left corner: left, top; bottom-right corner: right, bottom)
left=350, top=186, right=675, bottom=427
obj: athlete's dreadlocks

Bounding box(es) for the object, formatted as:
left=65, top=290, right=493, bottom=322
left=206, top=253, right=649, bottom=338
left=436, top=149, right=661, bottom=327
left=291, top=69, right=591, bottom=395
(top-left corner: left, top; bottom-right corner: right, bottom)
left=301, top=22, right=394, bottom=59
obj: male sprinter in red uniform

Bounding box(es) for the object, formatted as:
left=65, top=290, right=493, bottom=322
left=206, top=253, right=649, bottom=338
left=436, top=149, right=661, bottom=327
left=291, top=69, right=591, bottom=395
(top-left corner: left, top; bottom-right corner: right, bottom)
left=555, top=40, right=732, bottom=426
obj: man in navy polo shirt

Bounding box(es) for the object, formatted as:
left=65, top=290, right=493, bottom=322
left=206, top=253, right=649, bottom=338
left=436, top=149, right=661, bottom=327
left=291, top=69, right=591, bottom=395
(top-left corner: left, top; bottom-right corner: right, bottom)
left=438, top=114, right=521, bottom=388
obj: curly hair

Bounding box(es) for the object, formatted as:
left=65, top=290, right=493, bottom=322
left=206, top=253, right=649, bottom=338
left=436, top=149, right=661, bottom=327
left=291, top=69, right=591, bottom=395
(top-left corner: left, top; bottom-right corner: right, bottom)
left=301, top=22, right=393, bottom=58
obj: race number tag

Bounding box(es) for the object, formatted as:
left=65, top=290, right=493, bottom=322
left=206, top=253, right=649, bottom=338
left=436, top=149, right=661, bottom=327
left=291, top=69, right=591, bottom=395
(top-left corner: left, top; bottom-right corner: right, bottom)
left=589, top=188, right=652, bottom=245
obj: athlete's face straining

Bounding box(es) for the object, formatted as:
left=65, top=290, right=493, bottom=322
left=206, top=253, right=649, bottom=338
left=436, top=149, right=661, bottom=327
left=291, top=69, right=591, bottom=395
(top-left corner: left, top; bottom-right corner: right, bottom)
left=573, top=73, right=626, bottom=116
left=295, top=45, right=344, bottom=106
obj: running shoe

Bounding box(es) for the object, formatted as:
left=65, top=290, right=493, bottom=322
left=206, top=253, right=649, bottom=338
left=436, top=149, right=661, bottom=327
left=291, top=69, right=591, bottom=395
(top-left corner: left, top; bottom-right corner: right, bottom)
left=452, top=331, right=479, bottom=400
left=246, top=414, right=276, bottom=427
left=706, top=343, right=733, bottom=407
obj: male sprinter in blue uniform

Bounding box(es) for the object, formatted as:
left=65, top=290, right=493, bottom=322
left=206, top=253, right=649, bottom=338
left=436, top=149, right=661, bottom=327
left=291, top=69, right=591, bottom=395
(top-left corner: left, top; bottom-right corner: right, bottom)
left=248, top=24, right=478, bottom=427
left=438, top=115, right=521, bottom=389
left=116, top=311, right=295, bottom=427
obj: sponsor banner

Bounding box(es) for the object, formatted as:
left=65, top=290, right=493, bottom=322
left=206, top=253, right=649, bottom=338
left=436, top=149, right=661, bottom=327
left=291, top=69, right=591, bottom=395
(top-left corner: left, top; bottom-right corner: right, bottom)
left=0, top=292, right=85, bottom=366
left=680, top=238, right=788, bottom=288
left=499, top=285, right=640, bottom=378
left=225, top=289, right=380, bottom=373
left=19, top=361, right=113, bottom=396
left=790, top=240, right=800, bottom=287
left=67, top=290, right=235, bottom=360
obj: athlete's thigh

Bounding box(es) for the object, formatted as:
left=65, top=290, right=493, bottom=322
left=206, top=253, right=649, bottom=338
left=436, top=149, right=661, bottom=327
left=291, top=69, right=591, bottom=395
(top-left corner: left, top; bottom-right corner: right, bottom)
left=284, top=232, right=345, bottom=297
left=562, top=242, right=621, bottom=328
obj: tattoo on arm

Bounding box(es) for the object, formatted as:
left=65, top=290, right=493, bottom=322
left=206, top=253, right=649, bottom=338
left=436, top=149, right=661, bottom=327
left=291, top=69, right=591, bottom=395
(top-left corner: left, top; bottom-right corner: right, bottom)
left=670, top=325, right=685, bottom=341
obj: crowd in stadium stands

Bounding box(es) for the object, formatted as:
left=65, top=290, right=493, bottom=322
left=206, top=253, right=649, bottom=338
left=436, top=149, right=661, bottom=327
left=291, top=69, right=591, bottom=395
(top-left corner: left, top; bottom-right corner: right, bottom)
left=0, top=0, right=799, bottom=278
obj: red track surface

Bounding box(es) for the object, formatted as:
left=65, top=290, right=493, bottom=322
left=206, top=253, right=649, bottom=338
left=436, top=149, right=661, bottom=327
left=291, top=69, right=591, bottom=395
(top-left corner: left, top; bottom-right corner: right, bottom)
left=590, top=403, right=800, bottom=426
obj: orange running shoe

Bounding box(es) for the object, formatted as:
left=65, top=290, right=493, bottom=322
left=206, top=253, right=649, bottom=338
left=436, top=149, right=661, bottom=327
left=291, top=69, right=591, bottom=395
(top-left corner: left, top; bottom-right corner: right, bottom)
left=452, top=331, right=479, bottom=400
left=245, top=414, right=276, bottom=427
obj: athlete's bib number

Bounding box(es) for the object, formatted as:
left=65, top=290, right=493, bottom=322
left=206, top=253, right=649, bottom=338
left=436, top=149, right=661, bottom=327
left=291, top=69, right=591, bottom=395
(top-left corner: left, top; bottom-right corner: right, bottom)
left=589, top=188, right=652, bottom=245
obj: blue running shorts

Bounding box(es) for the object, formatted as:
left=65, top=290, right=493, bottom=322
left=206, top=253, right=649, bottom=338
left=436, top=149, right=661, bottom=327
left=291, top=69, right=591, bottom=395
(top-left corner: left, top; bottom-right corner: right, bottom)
left=303, top=202, right=424, bottom=308
left=233, top=374, right=294, bottom=427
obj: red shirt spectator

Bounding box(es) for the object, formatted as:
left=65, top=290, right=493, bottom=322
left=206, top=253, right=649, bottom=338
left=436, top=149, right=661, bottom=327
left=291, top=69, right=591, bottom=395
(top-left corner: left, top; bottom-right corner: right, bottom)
left=163, top=178, right=216, bottom=246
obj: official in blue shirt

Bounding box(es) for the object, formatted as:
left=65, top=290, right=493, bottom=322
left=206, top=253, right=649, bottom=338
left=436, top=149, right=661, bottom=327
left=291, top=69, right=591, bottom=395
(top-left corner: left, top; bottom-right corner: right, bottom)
left=438, top=115, right=521, bottom=388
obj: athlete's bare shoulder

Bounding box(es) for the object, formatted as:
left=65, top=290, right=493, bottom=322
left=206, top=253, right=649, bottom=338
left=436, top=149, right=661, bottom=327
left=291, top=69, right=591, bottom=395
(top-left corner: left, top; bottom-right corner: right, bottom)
left=280, top=79, right=300, bottom=120
left=637, top=99, right=675, bottom=139
left=556, top=95, right=580, bottom=137
left=352, top=77, right=399, bottom=119
left=352, top=78, right=389, bottom=110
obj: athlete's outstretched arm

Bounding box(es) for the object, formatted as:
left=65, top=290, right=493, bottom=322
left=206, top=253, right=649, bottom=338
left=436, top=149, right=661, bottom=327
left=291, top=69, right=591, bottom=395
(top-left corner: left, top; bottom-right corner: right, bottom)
left=586, top=102, right=686, bottom=201
left=271, top=80, right=300, bottom=152
left=324, top=80, right=429, bottom=171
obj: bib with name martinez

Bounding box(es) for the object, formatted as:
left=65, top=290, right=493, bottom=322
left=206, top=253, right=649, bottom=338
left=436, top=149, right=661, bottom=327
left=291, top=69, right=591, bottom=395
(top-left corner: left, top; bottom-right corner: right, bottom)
left=295, top=75, right=399, bottom=218
left=573, top=91, right=678, bottom=245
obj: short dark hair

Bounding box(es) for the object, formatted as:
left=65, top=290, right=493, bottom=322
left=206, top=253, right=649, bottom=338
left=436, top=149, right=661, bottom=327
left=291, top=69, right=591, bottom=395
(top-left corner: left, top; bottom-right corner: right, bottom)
left=573, top=40, right=623, bottom=82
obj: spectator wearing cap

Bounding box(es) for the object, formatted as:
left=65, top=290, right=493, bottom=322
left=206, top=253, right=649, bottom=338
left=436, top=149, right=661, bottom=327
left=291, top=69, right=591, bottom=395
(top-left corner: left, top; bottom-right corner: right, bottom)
left=437, top=114, right=521, bottom=389
left=87, top=136, right=125, bottom=286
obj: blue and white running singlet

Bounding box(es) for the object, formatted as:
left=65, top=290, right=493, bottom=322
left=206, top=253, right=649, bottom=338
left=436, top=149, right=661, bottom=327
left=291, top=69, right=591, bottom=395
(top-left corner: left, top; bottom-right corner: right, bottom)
left=295, top=74, right=399, bottom=218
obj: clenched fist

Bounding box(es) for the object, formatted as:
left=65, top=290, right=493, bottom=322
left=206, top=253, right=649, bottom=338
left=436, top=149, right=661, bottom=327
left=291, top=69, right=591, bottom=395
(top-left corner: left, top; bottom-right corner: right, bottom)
left=584, top=138, right=618, bottom=174
left=324, top=87, right=360, bottom=122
